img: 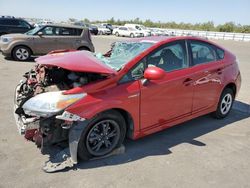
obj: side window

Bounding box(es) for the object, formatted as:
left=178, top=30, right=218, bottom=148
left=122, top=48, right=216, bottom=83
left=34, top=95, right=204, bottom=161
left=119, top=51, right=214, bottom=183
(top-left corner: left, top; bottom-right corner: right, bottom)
left=5, top=19, right=19, bottom=26
left=40, top=26, right=56, bottom=35
left=57, top=27, right=74, bottom=36
left=75, top=29, right=83, bottom=36
left=18, top=21, right=30, bottom=28
left=0, top=19, right=11, bottom=25
left=147, top=41, right=188, bottom=72
left=190, top=41, right=217, bottom=65
left=119, top=59, right=146, bottom=84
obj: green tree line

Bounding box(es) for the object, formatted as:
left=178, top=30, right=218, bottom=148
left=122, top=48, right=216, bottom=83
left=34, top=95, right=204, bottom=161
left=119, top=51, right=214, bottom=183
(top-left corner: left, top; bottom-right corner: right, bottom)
left=81, top=17, right=250, bottom=33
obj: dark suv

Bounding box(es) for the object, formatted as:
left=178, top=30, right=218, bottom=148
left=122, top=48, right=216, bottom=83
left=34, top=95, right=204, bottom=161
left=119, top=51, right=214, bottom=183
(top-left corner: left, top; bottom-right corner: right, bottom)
left=0, top=17, right=33, bottom=36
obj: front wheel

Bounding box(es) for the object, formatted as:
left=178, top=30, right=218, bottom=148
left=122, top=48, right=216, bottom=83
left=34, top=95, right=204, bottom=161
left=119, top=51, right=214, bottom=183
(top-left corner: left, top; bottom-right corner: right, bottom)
left=130, top=33, right=135, bottom=38
left=115, top=32, right=119, bottom=37
left=78, top=110, right=126, bottom=160
left=212, top=88, right=234, bottom=119
left=12, top=46, right=31, bottom=61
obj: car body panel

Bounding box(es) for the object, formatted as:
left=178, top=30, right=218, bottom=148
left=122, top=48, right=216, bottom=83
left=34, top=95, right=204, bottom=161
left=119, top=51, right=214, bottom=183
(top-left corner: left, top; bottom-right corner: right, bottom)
left=139, top=68, right=194, bottom=130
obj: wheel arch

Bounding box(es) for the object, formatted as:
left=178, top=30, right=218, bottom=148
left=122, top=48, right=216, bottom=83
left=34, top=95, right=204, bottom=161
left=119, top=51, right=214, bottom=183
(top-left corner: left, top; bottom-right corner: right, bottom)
left=96, top=108, right=135, bottom=139
left=77, top=46, right=91, bottom=51
left=11, top=44, right=33, bottom=57
left=224, top=82, right=237, bottom=98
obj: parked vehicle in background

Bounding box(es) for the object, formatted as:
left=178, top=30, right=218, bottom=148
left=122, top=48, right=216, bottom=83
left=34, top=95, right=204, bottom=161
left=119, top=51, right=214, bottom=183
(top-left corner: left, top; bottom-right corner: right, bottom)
left=150, top=28, right=168, bottom=36
left=100, top=23, right=114, bottom=33
left=124, top=24, right=151, bottom=37
left=0, top=17, right=33, bottom=36
left=96, top=25, right=111, bottom=35
left=113, top=26, right=143, bottom=37
left=13, top=36, right=241, bottom=172
left=74, top=22, right=98, bottom=35
left=88, top=24, right=98, bottom=35
left=34, top=20, right=53, bottom=27
left=0, top=24, right=94, bottom=61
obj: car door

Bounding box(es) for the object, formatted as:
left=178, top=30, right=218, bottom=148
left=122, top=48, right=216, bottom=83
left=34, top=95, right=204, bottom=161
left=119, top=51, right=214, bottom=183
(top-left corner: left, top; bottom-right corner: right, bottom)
left=55, top=27, right=82, bottom=50
left=32, top=26, right=60, bottom=54
left=123, top=27, right=129, bottom=37
left=140, top=40, right=194, bottom=130
left=188, top=40, right=225, bottom=112
left=118, top=27, right=124, bottom=36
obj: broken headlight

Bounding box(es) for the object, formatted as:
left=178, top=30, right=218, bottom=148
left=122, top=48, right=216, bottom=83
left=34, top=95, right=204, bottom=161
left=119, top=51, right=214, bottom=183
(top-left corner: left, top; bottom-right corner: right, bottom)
left=22, top=91, right=86, bottom=117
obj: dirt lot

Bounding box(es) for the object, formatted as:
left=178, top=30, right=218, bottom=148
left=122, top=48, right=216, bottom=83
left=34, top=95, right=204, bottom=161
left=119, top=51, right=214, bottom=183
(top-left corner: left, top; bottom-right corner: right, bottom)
left=0, top=36, right=249, bottom=188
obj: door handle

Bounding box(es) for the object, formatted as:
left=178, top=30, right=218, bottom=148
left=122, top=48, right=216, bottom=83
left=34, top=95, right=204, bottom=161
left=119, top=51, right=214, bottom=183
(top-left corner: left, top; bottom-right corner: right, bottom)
left=183, top=78, right=193, bottom=86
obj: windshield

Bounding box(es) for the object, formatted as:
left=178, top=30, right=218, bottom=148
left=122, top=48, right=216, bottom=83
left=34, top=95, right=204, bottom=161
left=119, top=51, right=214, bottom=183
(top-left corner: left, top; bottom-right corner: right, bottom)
left=95, top=41, right=154, bottom=71
left=25, top=27, right=41, bottom=35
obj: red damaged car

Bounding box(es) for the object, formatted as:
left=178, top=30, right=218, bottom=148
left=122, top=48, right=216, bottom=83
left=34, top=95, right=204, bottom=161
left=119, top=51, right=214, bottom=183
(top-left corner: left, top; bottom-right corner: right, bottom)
left=14, top=36, right=241, bottom=172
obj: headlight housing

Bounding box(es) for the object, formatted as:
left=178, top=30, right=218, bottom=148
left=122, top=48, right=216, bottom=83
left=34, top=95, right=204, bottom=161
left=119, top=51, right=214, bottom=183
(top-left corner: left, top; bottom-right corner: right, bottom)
left=22, top=91, right=86, bottom=117
left=1, top=36, right=13, bottom=43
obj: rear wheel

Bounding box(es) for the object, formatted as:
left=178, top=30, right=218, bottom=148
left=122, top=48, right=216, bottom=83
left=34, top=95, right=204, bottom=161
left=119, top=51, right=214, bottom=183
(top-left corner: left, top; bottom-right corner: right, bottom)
left=78, top=110, right=126, bottom=160
left=212, top=88, right=234, bottom=119
left=115, top=32, right=119, bottom=37
left=99, top=31, right=103, bottom=35
left=12, top=46, right=31, bottom=61
left=130, top=33, right=135, bottom=38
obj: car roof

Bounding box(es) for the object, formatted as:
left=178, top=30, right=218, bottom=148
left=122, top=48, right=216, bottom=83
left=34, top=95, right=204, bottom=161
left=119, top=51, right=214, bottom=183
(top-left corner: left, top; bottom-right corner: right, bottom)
left=0, top=17, right=25, bottom=21
left=128, top=36, right=211, bottom=44
left=42, top=23, right=85, bottom=29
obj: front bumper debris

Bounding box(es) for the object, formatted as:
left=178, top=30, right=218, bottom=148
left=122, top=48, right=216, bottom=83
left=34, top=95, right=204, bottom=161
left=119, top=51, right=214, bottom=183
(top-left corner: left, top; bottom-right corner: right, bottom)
left=13, top=105, right=40, bottom=134
left=43, top=144, right=125, bottom=173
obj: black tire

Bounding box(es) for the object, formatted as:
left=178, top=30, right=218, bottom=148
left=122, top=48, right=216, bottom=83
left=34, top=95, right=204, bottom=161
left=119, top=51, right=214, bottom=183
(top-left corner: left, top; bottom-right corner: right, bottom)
left=212, top=88, right=234, bottom=119
left=78, top=46, right=90, bottom=51
left=130, top=33, right=135, bottom=38
left=78, top=110, right=126, bottom=161
left=115, top=32, right=119, bottom=37
left=99, top=31, right=103, bottom=35
left=12, top=46, right=31, bottom=61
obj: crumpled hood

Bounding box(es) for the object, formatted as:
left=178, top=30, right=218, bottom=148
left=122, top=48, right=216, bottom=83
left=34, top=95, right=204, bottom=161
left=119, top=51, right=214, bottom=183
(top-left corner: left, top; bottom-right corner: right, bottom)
left=35, top=51, right=116, bottom=75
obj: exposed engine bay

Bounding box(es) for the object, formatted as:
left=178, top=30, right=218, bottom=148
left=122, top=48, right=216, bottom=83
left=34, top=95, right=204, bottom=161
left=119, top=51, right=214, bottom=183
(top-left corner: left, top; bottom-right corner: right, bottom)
left=14, top=64, right=106, bottom=148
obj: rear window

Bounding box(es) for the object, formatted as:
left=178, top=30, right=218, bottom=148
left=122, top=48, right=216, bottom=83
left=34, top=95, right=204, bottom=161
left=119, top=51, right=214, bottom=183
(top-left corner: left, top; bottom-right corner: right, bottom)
left=216, top=47, right=225, bottom=60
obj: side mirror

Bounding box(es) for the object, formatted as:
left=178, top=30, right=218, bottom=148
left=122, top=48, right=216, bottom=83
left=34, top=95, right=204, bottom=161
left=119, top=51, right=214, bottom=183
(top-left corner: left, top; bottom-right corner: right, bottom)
left=37, top=32, right=43, bottom=37
left=144, top=66, right=165, bottom=80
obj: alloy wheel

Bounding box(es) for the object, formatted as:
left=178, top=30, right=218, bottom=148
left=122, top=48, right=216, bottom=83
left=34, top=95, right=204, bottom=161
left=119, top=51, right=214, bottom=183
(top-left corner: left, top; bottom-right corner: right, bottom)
left=220, top=93, right=233, bottom=115
left=86, top=119, right=120, bottom=156
left=15, top=48, right=29, bottom=60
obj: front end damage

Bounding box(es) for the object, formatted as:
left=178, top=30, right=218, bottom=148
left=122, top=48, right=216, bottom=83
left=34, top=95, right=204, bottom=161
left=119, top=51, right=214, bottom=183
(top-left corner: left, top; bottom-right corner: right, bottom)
left=13, top=52, right=113, bottom=172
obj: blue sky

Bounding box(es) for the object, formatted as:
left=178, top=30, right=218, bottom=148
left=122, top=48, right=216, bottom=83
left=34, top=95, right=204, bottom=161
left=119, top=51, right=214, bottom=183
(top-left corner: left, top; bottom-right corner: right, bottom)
left=0, top=0, right=249, bottom=25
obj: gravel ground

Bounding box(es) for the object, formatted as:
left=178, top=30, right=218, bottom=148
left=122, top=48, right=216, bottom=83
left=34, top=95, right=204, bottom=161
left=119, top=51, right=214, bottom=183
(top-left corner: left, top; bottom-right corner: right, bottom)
left=0, top=36, right=249, bottom=188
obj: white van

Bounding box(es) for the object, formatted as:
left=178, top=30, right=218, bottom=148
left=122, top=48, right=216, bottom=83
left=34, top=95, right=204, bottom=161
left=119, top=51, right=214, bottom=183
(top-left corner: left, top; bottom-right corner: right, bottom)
left=124, top=24, right=151, bottom=37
